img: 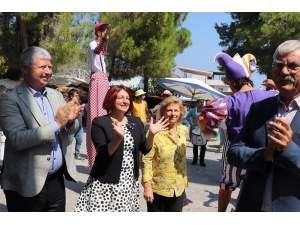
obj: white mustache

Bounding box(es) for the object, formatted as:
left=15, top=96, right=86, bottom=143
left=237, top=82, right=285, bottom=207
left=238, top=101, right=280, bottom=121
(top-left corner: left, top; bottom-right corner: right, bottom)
left=277, top=75, right=295, bottom=82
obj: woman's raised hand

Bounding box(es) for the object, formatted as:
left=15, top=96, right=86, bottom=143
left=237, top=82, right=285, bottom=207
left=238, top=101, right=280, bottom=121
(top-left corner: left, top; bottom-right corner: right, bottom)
left=148, top=116, right=169, bottom=135
left=111, top=118, right=124, bottom=138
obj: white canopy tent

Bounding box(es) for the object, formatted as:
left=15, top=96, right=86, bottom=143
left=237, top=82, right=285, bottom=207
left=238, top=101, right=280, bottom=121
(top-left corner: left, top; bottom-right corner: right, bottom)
left=0, top=79, right=21, bottom=90
left=156, top=77, right=226, bottom=101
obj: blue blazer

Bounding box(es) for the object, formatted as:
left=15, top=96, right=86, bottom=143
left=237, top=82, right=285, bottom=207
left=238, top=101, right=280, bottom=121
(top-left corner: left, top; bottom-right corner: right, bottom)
left=227, top=96, right=300, bottom=212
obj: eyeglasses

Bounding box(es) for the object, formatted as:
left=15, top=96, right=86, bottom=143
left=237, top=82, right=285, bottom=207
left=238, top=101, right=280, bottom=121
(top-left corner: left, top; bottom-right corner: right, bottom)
left=274, top=60, right=300, bottom=73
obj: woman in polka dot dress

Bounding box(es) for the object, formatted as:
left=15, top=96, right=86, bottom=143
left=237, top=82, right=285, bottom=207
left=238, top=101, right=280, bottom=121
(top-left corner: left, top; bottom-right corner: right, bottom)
left=74, top=85, right=168, bottom=212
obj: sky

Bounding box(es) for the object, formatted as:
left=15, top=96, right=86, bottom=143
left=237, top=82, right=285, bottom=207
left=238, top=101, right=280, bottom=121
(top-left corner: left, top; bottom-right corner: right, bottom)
left=174, top=12, right=267, bottom=89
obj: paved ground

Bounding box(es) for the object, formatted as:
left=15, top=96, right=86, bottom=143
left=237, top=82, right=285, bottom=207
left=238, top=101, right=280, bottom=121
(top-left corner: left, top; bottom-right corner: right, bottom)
left=0, top=130, right=239, bottom=212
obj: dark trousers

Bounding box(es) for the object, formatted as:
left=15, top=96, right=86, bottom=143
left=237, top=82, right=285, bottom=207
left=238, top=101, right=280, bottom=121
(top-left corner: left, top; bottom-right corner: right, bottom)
left=147, top=191, right=185, bottom=212
left=192, top=144, right=207, bottom=163
left=4, top=169, right=65, bottom=212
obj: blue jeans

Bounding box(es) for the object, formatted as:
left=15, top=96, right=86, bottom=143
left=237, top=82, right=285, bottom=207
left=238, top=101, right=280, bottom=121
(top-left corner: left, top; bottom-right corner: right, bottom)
left=69, top=126, right=83, bottom=157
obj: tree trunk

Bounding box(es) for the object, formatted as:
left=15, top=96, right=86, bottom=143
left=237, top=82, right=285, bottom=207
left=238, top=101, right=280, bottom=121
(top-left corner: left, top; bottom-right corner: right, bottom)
left=108, top=54, right=115, bottom=82
left=266, top=72, right=274, bottom=90
left=144, top=73, right=149, bottom=93
left=267, top=72, right=273, bottom=80
left=17, top=15, right=28, bottom=50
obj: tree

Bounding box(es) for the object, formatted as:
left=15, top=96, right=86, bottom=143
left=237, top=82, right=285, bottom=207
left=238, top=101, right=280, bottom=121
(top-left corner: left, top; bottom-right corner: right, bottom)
left=0, top=56, right=8, bottom=75
left=0, top=12, right=60, bottom=79
left=215, top=12, right=300, bottom=79
left=0, top=12, right=192, bottom=87
left=40, top=12, right=97, bottom=75
left=0, top=12, right=96, bottom=80
left=99, top=12, right=192, bottom=92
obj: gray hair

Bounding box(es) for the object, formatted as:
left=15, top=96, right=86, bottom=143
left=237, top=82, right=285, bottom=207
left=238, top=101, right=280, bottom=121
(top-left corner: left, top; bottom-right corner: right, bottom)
left=273, top=40, right=300, bottom=60
left=20, top=46, right=51, bottom=69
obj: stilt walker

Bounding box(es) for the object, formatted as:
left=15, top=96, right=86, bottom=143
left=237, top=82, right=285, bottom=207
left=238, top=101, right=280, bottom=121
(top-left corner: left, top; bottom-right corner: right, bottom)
left=86, top=22, right=113, bottom=171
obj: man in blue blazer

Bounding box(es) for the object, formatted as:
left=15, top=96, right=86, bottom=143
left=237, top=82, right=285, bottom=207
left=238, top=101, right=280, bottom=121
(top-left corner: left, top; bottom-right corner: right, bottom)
left=0, top=46, right=85, bottom=211
left=227, top=40, right=300, bottom=212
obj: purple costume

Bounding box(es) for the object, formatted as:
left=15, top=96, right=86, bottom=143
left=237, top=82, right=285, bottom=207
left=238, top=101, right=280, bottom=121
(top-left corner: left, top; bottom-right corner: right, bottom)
left=200, top=52, right=279, bottom=192
left=202, top=89, right=278, bottom=191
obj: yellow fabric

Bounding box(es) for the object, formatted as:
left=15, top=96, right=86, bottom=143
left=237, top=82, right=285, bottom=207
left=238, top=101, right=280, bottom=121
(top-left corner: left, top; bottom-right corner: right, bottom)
left=132, top=100, right=148, bottom=123
left=142, top=124, right=188, bottom=197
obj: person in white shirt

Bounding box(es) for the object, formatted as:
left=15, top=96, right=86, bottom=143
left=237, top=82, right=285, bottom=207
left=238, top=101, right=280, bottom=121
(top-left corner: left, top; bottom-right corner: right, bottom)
left=86, top=22, right=114, bottom=171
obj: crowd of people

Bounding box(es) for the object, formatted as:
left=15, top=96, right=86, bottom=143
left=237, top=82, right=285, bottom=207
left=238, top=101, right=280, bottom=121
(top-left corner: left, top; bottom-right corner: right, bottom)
left=0, top=20, right=300, bottom=212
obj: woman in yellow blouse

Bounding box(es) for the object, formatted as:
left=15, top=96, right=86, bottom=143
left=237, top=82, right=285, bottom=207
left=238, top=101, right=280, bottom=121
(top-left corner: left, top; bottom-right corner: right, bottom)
left=142, top=96, right=188, bottom=212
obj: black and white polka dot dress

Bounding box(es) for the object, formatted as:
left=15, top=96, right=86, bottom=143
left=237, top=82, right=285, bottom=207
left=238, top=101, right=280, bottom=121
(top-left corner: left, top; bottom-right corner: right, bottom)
left=74, top=125, right=140, bottom=212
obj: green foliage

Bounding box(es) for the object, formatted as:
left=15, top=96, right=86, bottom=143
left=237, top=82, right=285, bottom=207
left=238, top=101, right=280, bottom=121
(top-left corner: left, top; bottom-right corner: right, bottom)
left=0, top=12, right=97, bottom=79
left=99, top=12, right=192, bottom=91
left=0, top=56, right=8, bottom=75
left=40, top=12, right=97, bottom=74
left=146, top=77, right=165, bottom=96
left=0, top=12, right=191, bottom=88
left=0, top=12, right=62, bottom=79
left=215, top=12, right=300, bottom=79
left=221, top=76, right=228, bottom=85
left=0, top=12, right=24, bottom=79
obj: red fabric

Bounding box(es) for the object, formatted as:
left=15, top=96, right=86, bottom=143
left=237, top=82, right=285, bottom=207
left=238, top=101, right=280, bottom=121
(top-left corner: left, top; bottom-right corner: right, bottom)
left=94, top=22, right=108, bottom=36
left=94, top=39, right=107, bottom=55
left=219, top=188, right=232, bottom=195
left=86, top=71, right=110, bottom=171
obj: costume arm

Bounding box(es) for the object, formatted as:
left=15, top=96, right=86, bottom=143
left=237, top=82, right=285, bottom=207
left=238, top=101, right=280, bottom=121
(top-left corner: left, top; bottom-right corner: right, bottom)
left=199, top=98, right=228, bottom=128
left=93, top=37, right=107, bottom=54
left=199, top=98, right=227, bottom=139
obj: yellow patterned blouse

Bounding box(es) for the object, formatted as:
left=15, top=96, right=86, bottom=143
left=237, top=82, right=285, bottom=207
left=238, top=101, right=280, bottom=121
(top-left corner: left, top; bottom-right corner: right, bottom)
left=142, top=124, right=188, bottom=197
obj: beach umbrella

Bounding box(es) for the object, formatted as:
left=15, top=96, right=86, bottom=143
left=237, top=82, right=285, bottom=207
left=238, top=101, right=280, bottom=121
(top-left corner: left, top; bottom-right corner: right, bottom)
left=156, top=78, right=226, bottom=105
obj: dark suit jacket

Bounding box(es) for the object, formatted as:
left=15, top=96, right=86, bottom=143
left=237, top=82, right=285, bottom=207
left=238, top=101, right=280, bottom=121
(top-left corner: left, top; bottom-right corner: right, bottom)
left=227, top=96, right=300, bottom=212
left=90, top=115, right=150, bottom=183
